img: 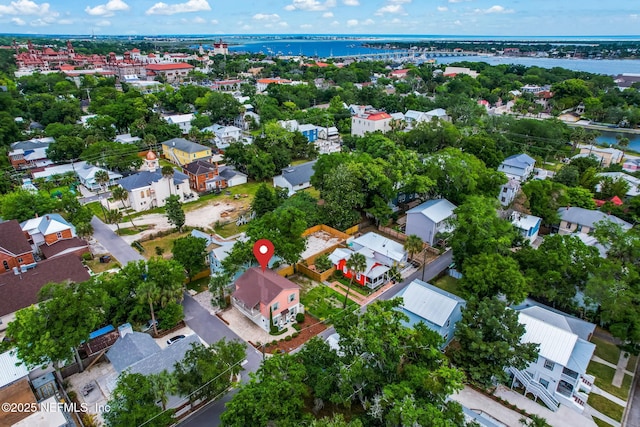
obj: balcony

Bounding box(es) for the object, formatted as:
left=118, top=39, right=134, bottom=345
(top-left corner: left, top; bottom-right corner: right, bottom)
left=579, top=374, right=595, bottom=393
left=231, top=298, right=262, bottom=322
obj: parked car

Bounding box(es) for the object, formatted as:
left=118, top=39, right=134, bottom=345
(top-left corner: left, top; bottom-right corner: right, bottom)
left=141, top=319, right=158, bottom=332
left=167, top=334, right=186, bottom=345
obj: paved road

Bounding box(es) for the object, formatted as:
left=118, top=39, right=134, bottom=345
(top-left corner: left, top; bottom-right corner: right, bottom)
left=90, top=216, right=145, bottom=264
left=179, top=250, right=453, bottom=426
left=179, top=294, right=262, bottom=427
left=624, top=357, right=640, bottom=427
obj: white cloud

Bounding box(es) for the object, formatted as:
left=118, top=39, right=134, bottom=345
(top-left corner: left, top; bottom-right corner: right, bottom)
left=330, top=20, right=339, bottom=26
left=343, top=0, right=359, bottom=5
left=389, top=0, right=411, bottom=3
left=285, top=0, right=336, bottom=12
left=0, top=0, right=53, bottom=16
left=29, top=15, right=56, bottom=26
left=11, top=16, right=25, bottom=25
left=278, top=21, right=289, bottom=27
left=95, top=19, right=111, bottom=26
left=631, top=14, right=638, bottom=19
left=84, top=0, right=129, bottom=17
left=210, top=18, right=218, bottom=24
left=362, top=18, right=374, bottom=25
left=375, top=4, right=406, bottom=15
left=448, top=0, right=471, bottom=2
left=437, top=6, right=448, bottom=12
left=253, top=13, right=280, bottom=21
left=193, top=16, right=205, bottom=23
left=58, top=18, right=73, bottom=24
left=300, top=23, right=312, bottom=28
left=475, top=5, right=514, bottom=14
left=145, top=0, right=210, bottom=15
left=454, top=19, right=462, bottom=25
left=322, top=11, right=333, bottom=18
left=346, top=18, right=358, bottom=27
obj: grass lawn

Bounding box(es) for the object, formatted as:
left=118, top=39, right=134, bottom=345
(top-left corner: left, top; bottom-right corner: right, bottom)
left=627, top=353, right=638, bottom=371
left=139, top=230, right=191, bottom=258
left=593, top=418, right=615, bottom=427
left=433, top=275, right=462, bottom=296
left=587, top=361, right=633, bottom=401
left=301, top=187, right=321, bottom=198
left=117, top=224, right=153, bottom=236
left=85, top=201, right=107, bottom=220
left=186, top=276, right=209, bottom=293
left=591, top=334, right=621, bottom=365
left=214, top=221, right=248, bottom=238
left=587, top=393, right=624, bottom=422
left=85, top=257, right=120, bottom=274
left=333, top=276, right=372, bottom=296
left=300, top=284, right=358, bottom=321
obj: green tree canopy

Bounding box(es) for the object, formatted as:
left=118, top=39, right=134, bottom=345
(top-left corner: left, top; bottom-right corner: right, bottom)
left=172, top=235, right=207, bottom=281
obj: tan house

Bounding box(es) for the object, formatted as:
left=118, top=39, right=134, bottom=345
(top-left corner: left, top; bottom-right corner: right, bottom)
left=576, top=145, right=624, bottom=168
left=557, top=207, right=631, bottom=235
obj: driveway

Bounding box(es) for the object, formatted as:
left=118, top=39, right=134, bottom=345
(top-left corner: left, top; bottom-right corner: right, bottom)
left=90, top=216, right=144, bottom=265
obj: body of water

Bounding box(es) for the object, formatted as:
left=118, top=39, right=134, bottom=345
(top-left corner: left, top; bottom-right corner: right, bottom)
left=594, top=131, right=640, bottom=152
left=224, top=37, right=640, bottom=75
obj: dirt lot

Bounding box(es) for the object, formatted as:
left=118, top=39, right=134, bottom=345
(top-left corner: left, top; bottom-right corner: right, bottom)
left=261, top=313, right=327, bottom=354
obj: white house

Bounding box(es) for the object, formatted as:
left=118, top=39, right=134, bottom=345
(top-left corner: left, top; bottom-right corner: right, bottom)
left=328, top=247, right=391, bottom=290
left=116, top=151, right=192, bottom=212
left=577, top=144, right=623, bottom=168
left=596, top=172, right=640, bottom=198
left=75, top=163, right=122, bottom=191
left=351, top=110, right=392, bottom=137
left=425, top=108, right=451, bottom=122
left=511, top=211, right=541, bottom=244
left=203, top=124, right=243, bottom=146
left=349, top=232, right=408, bottom=267
left=164, top=113, right=194, bottom=134
left=273, top=160, right=317, bottom=196
left=498, top=154, right=536, bottom=182
left=499, top=178, right=520, bottom=206
left=509, top=303, right=596, bottom=412
left=396, top=279, right=466, bottom=347
left=405, top=199, right=457, bottom=246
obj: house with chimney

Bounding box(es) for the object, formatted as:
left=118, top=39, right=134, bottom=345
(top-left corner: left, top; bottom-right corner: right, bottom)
left=0, top=220, right=36, bottom=273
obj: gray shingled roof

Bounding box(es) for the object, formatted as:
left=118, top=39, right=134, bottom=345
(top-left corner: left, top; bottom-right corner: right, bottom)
left=279, top=160, right=317, bottom=187
left=127, top=335, right=202, bottom=376
left=557, top=207, right=632, bottom=229
left=106, top=332, right=161, bottom=373
left=118, top=170, right=187, bottom=191
left=162, top=138, right=209, bottom=154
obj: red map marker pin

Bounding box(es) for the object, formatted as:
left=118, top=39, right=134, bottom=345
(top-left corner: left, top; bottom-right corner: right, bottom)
left=253, top=239, right=275, bottom=272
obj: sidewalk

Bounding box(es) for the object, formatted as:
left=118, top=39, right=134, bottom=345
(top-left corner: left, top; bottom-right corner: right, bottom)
left=328, top=280, right=397, bottom=307
left=612, top=352, right=631, bottom=387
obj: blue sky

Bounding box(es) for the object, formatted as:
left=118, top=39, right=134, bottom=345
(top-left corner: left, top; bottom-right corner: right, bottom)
left=0, top=0, right=638, bottom=36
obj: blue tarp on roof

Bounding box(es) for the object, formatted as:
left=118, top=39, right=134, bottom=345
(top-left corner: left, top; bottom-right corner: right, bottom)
left=89, top=325, right=115, bottom=340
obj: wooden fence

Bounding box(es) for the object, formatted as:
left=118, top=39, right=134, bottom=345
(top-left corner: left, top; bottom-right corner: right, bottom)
left=297, top=264, right=336, bottom=283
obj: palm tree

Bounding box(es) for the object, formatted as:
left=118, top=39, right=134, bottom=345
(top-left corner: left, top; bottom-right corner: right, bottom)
left=403, top=234, right=424, bottom=262
left=520, top=415, right=551, bottom=427
left=105, top=209, right=123, bottom=233
left=111, top=185, right=137, bottom=229
left=138, top=280, right=160, bottom=336
left=149, top=370, right=178, bottom=411
left=94, top=169, right=110, bottom=220
left=161, top=165, right=175, bottom=196
left=75, top=221, right=94, bottom=239
left=210, top=272, right=231, bottom=308
left=343, top=252, right=367, bottom=309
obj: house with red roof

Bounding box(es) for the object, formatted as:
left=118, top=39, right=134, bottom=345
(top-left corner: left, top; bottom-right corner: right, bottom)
left=351, top=110, right=392, bottom=137
left=145, top=62, right=193, bottom=83
left=232, top=268, right=303, bottom=332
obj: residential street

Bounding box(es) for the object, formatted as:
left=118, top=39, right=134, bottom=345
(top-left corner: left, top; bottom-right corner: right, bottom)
left=178, top=249, right=454, bottom=426
left=90, top=216, right=145, bottom=264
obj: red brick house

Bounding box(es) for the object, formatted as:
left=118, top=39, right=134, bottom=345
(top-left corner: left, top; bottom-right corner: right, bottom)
left=183, top=159, right=219, bottom=192
left=0, top=221, right=36, bottom=273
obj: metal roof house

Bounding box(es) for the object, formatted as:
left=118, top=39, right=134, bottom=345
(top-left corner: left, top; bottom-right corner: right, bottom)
left=508, top=303, right=597, bottom=412
left=498, top=154, right=536, bottom=182
left=557, top=207, right=631, bottom=236
left=511, top=211, right=541, bottom=244
left=396, top=279, right=466, bottom=347
left=349, top=232, right=407, bottom=266
left=273, top=160, right=317, bottom=196
left=405, top=199, right=457, bottom=246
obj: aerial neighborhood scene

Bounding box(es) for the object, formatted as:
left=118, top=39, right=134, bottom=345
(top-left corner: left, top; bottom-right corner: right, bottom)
left=1, top=1, right=640, bottom=426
